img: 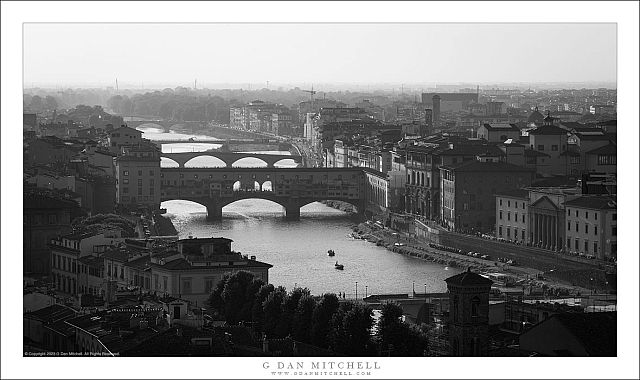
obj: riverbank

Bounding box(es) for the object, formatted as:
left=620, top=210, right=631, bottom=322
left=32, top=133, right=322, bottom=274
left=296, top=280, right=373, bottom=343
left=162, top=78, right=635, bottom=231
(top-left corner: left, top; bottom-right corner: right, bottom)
left=321, top=200, right=357, bottom=214
left=152, top=212, right=178, bottom=236
left=352, top=222, right=594, bottom=297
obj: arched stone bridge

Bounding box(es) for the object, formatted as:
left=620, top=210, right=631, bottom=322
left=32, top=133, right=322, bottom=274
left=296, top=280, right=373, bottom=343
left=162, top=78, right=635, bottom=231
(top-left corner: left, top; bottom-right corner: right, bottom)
left=161, top=151, right=303, bottom=168
left=159, top=167, right=389, bottom=220
left=123, top=119, right=205, bottom=132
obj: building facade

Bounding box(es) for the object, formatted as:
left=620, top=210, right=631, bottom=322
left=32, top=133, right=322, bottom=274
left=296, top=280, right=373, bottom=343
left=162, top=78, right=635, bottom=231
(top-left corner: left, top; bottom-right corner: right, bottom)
left=564, top=196, right=617, bottom=259
left=440, top=161, right=534, bottom=233
left=115, top=142, right=161, bottom=210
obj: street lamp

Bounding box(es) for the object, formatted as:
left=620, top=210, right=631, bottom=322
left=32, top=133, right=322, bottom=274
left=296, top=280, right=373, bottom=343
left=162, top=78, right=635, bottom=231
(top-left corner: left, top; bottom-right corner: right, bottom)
left=355, top=282, right=358, bottom=300
left=412, top=281, right=415, bottom=296
left=424, top=284, right=427, bottom=302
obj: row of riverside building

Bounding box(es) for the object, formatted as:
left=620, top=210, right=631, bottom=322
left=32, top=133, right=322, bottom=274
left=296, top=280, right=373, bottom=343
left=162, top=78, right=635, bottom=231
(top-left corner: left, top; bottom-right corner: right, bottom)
left=307, top=103, right=616, bottom=261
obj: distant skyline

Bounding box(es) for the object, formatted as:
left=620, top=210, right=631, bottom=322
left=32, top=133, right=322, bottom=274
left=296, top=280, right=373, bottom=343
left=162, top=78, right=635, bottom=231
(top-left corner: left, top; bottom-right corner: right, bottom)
left=23, top=23, right=617, bottom=88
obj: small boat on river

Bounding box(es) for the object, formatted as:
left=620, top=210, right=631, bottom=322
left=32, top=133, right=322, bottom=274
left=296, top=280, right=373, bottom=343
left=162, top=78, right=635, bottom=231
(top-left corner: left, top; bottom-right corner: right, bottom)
left=334, top=261, right=344, bottom=270
left=328, top=249, right=336, bottom=257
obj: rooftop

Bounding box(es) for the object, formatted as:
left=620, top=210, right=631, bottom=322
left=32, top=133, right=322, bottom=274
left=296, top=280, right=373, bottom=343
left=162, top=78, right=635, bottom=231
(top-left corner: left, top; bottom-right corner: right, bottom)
left=445, top=268, right=493, bottom=286
left=495, top=189, right=530, bottom=199
left=585, top=142, right=616, bottom=155
left=529, top=125, right=568, bottom=136
left=564, top=195, right=616, bottom=210
left=482, top=123, right=520, bottom=132
left=442, top=160, right=535, bottom=173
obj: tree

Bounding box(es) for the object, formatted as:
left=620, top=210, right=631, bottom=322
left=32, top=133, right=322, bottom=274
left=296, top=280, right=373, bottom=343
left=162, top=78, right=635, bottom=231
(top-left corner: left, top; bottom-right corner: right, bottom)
left=252, top=283, right=275, bottom=332
left=29, top=95, right=43, bottom=112
left=376, top=302, right=428, bottom=356
left=207, top=273, right=230, bottom=316
left=292, top=294, right=316, bottom=343
left=220, top=271, right=257, bottom=324
left=262, top=286, right=287, bottom=338
left=273, top=287, right=309, bottom=338
left=310, top=293, right=340, bottom=348
left=330, top=301, right=374, bottom=355
left=45, top=96, right=58, bottom=111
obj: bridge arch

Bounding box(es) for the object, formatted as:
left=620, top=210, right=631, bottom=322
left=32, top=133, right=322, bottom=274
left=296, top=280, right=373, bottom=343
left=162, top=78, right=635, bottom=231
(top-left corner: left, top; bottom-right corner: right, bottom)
left=160, top=157, right=180, bottom=168
left=273, top=158, right=299, bottom=168
left=183, top=155, right=227, bottom=168
left=231, top=156, right=269, bottom=168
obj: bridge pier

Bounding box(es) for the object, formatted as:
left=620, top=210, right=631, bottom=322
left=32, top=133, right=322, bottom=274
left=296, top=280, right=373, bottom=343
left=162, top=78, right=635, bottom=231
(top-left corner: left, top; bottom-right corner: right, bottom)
left=206, top=204, right=223, bottom=221
left=284, top=206, right=300, bottom=221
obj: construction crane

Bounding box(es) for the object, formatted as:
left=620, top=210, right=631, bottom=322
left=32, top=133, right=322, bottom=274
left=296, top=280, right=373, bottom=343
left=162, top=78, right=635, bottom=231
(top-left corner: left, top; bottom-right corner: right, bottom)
left=303, top=85, right=317, bottom=102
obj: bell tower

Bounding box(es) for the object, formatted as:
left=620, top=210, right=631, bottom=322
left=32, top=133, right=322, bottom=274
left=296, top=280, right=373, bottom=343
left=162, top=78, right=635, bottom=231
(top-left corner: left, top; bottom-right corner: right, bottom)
left=445, top=267, right=493, bottom=356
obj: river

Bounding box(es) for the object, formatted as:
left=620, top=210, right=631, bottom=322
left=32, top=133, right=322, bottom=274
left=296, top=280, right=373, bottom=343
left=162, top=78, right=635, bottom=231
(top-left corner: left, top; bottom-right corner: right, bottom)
left=139, top=125, right=461, bottom=296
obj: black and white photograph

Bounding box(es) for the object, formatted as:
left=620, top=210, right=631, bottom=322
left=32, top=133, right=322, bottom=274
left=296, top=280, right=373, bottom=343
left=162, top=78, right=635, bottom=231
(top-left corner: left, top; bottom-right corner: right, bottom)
left=2, top=1, right=638, bottom=379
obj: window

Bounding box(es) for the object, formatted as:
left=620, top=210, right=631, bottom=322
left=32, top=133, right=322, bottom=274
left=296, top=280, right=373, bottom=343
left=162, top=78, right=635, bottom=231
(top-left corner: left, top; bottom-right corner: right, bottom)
left=612, top=226, right=616, bottom=236
left=507, top=212, right=510, bottom=221
left=123, top=187, right=129, bottom=194
left=507, top=200, right=511, bottom=207
left=123, top=179, right=129, bottom=184
left=538, top=144, right=544, bottom=151
left=48, top=214, right=57, bottom=224
left=471, top=296, right=480, bottom=317
left=123, top=170, right=129, bottom=176
left=576, top=210, right=579, bottom=217
left=506, top=228, right=511, bottom=238
left=138, top=170, right=143, bottom=176
left=522, top=214, right=525, bottom=223
left=594, top=226, right=597, bottom=235
left=499, top=211, right=503, bottom=220
left=593, top=242, right=598, bottom=254
left=585, top=224, right=588, bottom=234
left=137, top=179, right=143, bottom=186
left=514, top=228, right=518, bottom=239
left=595, top=213, right=598, bottom=220
left=163, top=276, right=168, bottom=290
left=138, top=187, right=143, bottom=195
left=182, top=279, right=192, bottom=294
left=597, top=155, right=616, bottom=165
left=499, top=226, right=503, bottom=236
left=567, top=221, right=571, bottom=231
left=551, top=145, right=558, bottom=151
left=567, top=238, right=571, bottom=249
left=584, top=241, right=589, bottom=253
left=575, top=238, right=579, bottom=250
left=499, top=199, right=502, bottom=206
left=575, top=222, right=579, bottom=232
left=521, top=230, right=525, bottom=240
left=612, top=213, right=616, bottom=221
left=205, top=279, right=215, bottom=294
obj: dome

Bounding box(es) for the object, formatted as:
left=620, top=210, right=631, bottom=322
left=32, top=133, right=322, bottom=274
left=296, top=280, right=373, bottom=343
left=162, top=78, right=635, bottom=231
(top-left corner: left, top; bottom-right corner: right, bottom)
left=528, top=107, right=544, bottom=123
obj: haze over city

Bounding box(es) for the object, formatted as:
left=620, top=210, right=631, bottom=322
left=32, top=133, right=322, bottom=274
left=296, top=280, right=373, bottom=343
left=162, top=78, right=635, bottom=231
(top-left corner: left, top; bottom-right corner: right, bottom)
left=24, top=23, right=616, bottom=88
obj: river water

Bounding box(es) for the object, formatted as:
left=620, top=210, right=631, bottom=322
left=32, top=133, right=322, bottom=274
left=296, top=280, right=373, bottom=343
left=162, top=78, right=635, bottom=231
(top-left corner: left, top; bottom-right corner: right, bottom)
left=139, top=125, right=460, bottom=296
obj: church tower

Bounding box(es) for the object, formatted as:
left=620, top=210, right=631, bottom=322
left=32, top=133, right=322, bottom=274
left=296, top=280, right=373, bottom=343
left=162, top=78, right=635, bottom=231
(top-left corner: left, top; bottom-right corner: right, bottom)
left=445, top=268, right=493, bottom=356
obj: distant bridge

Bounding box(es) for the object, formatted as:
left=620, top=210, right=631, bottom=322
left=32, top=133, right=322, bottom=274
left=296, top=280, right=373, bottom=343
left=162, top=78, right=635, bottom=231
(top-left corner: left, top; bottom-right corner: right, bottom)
left=151, top=138, right=293, bottom=153
left=161, top=151, right=303, bottom=168
left=123, top=118, right=206, bottom=132
left=159, top=167, right=389, bottom=220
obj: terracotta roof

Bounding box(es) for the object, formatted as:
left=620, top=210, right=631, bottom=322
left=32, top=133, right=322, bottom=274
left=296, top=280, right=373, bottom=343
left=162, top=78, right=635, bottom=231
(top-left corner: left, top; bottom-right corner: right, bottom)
left=551, top=312, right=616, bottom=356
left=481, top=123, right=521, bottom=132
left=442, top=160, right=534, bottom=173
left=445, top=268, right=493, bottom=286
left=529, top=125, right=568, bottom=136
left=585, top=142, right=616, bottom=155
left=564, top=195, right=616, bottom=210
left=524, top=149, right=550, bottom=157
left=495, top=189, right=530, bottom=199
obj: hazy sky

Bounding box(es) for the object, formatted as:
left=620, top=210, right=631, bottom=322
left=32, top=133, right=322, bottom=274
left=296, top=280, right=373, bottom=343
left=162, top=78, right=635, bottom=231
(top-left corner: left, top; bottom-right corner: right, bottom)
left=23, top=23, right=616, bottom=87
